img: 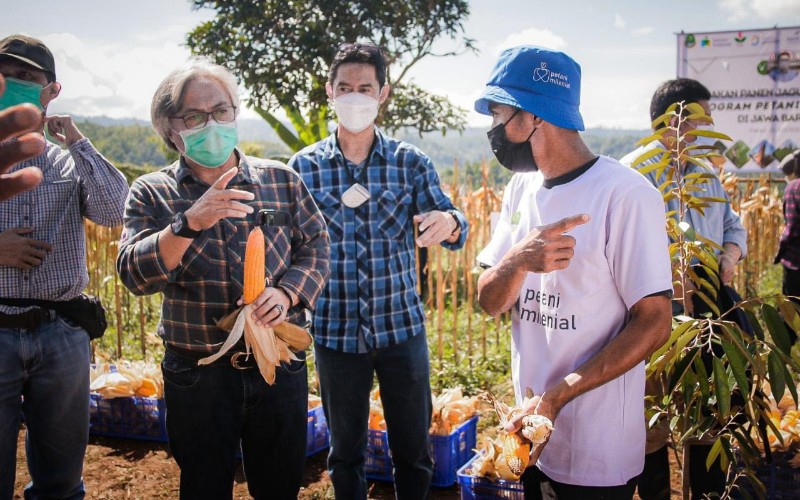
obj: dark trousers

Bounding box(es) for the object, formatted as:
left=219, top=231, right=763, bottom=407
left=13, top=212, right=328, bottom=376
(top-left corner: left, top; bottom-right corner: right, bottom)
left=161, top=349, right=308, bottom=500
left=638, top=445, right=671, bottom=500
left=522, top=466, right=638, bottom=500
left=315, top=332, right=434, bottom=500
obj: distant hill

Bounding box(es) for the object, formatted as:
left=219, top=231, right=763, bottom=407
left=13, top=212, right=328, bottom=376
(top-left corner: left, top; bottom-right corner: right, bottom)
left=71, top=115, right=649, bottom=175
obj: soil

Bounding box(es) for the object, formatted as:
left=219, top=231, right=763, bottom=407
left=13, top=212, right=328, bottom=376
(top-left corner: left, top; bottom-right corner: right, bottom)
left=13, top=428, right=682, bottom=499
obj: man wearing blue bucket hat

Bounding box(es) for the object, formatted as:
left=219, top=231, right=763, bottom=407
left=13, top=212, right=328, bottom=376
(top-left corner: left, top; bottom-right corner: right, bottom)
left=475, top=46, right=673, bottom=498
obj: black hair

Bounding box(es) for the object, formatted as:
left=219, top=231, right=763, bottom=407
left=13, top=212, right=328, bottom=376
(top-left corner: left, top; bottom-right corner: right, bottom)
left=780, top=150, right=800, bottom=177
left=328, top=43, right=386, bottom=88
left=649, top=78, right=711, bottom=123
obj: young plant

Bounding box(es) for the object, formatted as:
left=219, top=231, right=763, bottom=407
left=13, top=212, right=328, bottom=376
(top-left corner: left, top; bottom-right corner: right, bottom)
left=630, top=101, right=800, bottom=498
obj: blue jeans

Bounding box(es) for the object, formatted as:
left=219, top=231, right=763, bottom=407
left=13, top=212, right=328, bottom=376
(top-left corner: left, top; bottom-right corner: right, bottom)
left=0, top=315, right=90, bottom=500
left=315, top=332, right=433, bottom=500
left=161, top=348, right=308, bottom=500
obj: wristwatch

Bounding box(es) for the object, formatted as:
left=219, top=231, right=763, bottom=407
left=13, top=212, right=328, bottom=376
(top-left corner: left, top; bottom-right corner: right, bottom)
left=170, top=212, right=202, bottom=238
left=447, top=209, right=461, bottom=236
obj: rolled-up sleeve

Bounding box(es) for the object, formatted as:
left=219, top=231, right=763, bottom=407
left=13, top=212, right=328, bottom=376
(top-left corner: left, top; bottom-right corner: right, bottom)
left=722, top=200, right=748, bottom=259
left=411, top=152, right=469, bottom=250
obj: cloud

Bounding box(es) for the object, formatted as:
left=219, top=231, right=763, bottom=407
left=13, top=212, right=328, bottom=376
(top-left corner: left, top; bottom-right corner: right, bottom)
left=718, top=0, right=800, bottom=22
left=495, top=28, right=567, bottom=53
left=632, top=26, right=654, bottom=36
left=39, top=31, right=196, bottom=120
left=614, top=14, right=626, bottom=29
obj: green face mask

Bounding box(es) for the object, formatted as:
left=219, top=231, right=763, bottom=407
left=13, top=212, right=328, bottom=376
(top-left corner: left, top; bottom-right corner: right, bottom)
left=0, top=77, right=45, bottom=111
left=178, top=122, right=238, bottom=168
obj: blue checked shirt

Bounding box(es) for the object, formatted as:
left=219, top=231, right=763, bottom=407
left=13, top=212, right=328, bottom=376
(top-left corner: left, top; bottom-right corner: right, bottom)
left=0, top=139, right=128, bottom=313
left=289, top=129, right=468, bottom=353
left=620, top=141, right=748, bottom=258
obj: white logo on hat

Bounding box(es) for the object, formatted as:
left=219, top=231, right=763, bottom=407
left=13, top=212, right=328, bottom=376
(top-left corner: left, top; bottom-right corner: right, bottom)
left=532, top=61, right=571, bottom=89
left=533, top=62, right=550, bottom=82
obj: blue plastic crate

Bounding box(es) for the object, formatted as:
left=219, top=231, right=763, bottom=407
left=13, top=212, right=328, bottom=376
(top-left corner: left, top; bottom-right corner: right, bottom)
left=306, top=405, right=330, bottom=456
left=365, top=415, right=478, bottom=487
left=456, top=452, right=524, bottom=500
left=89, top=393, right=168, bottom=442
left=733, top=452, right=800, bottom=499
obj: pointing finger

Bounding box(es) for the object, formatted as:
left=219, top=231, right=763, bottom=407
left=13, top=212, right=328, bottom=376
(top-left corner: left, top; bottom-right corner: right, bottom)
left=222, top=188, right=255, bottom=201
left=541, top=214, right=590, bottom=237
left=211, top=167, right=239, bottom=190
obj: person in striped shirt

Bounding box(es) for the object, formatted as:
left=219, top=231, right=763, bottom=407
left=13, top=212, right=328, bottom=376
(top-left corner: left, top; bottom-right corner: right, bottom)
left=0, top=35, right=129, bottom=500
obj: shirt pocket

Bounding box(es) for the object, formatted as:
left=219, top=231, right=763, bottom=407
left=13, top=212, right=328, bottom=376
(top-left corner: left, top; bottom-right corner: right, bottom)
left=377, top=188, right=413, bottom=240
left=35, top=179, right=79, bottom=224
left=261, top=224, right=292, bottom=281
left=311, top=190, right=344, bottom=243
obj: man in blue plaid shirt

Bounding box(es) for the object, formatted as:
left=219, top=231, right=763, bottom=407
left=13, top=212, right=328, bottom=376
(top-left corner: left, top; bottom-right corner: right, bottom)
left=289, top=42, right=468, bottom=500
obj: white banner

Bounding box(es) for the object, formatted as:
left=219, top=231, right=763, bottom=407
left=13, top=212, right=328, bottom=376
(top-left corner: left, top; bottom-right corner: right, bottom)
left=677, top=27, right=800, bottom=173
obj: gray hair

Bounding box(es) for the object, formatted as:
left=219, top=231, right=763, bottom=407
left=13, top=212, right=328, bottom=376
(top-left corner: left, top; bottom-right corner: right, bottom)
left=150, top=58, right=240, bottom=151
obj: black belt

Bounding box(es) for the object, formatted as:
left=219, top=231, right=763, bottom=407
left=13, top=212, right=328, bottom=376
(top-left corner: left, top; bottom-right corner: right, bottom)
left=0, top=308, right=57, bottom=329
left=168, top=346, right=258, bottom=370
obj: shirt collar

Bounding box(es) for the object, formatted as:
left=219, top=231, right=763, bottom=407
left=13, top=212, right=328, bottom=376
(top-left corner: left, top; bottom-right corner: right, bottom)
left=175, top=148, right=253, bottom=185
left=323, top=127, right=388, bottom=163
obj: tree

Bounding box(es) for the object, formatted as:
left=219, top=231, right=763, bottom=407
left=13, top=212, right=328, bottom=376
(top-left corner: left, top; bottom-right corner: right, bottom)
left=632, top=102, right=800, bottom=497
left=186, top=0, right=476, bottom=152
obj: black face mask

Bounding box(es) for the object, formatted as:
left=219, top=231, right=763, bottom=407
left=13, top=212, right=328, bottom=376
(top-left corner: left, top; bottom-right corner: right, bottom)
left=487, top=109, right=537, bottom=172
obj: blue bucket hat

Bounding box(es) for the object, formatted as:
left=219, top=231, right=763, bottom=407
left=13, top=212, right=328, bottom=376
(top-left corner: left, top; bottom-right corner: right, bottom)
left=475, top=46, right=584, bottom=131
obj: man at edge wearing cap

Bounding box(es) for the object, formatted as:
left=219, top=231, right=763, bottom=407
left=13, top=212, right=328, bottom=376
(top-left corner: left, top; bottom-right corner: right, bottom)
left=475, top=45, right=672, bottom=498
left=0, top=35, right=128, bottom=499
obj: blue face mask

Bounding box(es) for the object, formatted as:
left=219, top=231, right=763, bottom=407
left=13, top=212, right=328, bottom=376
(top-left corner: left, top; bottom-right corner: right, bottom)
left=0, top=76, right=45, bottom=111
left=178, top=122, right=238, bottom=168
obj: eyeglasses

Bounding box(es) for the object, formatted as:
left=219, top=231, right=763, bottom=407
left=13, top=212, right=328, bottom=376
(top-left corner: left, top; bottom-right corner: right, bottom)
left=170, top=105, right=237, bottom=130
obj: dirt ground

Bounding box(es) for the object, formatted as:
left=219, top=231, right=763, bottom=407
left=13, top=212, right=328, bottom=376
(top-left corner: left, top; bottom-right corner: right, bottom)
left=13, top=428, right=682, bottom=499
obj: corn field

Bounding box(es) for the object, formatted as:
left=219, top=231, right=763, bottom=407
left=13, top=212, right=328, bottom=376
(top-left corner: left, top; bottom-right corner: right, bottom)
left=84, top=165, right=785, bottom=368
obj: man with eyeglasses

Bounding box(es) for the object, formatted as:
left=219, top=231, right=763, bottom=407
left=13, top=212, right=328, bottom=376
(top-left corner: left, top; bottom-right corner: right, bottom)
left=289, top=42, right=468, bottom=500
left=0, top=35, right=128, bottom=499
left=117, top=59, right=330, bottom=499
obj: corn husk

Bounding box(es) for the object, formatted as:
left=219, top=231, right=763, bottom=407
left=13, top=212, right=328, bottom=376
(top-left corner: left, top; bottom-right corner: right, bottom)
left=90, top=361, right=164, bottom=399
left=198, top=304, right=306, bottom=386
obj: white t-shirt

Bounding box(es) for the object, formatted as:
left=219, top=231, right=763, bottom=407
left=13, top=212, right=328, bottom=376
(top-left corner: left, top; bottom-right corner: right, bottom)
left=477, top=156, right=672, bottom=487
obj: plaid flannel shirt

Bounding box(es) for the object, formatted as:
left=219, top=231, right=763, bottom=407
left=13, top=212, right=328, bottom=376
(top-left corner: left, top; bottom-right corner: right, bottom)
left=116, top=153, right=330, bottom=354
left=289, top=129, right=468, bottom=353
left=0, top=139, right=128, bottom=313
left=778, top=178, right=800, bottom=270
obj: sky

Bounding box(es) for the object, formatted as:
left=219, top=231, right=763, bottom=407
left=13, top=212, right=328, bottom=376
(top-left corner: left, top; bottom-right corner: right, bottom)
left=2, top=0, right=800, bottom=130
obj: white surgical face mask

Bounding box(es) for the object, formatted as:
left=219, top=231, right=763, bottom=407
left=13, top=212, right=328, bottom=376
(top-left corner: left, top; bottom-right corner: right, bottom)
left=334, top=92, right=379, bottom=133
left=693, top=124, right=718, bottom=149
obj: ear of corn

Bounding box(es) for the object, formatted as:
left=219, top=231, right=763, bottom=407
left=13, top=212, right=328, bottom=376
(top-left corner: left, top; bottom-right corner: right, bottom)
left=501, top=431, right=531, bottom=477
left=243, top=227, right=266, bottom=304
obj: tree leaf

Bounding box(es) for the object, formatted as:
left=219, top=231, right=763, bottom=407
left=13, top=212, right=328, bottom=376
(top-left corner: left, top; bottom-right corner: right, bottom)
left=693, top=355, right=710, bottom=400
left=630, top=147, right=666, bottom=168
left=706, top=437, right=723, bottom=472
left=720, top=336, right=750, bottom=396
left=712, top=357, right=731, bottom=419
left=762, top=304, right=792, bottom=355
left=767, top=351, right=786, bottom=402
